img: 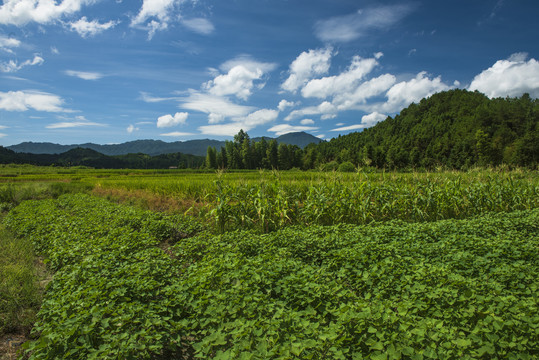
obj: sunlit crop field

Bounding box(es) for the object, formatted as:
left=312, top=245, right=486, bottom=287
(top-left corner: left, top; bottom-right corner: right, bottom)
left=1, top=165, right=538, bottom=359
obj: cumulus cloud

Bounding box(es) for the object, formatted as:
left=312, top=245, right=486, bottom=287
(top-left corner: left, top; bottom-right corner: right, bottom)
left=267, top=124, right=319, bottom=136
left=203, top=57, right=277, bottom=100
left=376, top=72, right=449, bottom=113
left=301, top=55, right=379, bottom=99
left=281, top=47, right=332, bottom=92
left=0, top=90, right=69, bottom=112
left=332, top=73, right=396, bottom=110
left=69, top=16, right=118, bottom=37
left=181, top=92, right=255, bottom=120
left=131, top=0, right=183, bottom=39
left=198, top=123, right=247, bottom=137
left=182, top=18, right=214, bottom=35
left=278, top=99, right=298, bottom=111
left=331, top=112, right=387, bottom=132
left=0, top=34, right=20, bottom=53
left=0, top=0, right=94, bottom=26
left=243, top=109, right=279, bottom=127
left=361, top=111, right=387, bottom=126
left=468, top=54, right=539, bottom=98
left=157, top=112, right=188, bottom=128
left=127, top=124, right=138, bottom=133
left=300, top=119, right=314, bottom=125
left=204, top=66, right=263, bottom=100
left=285, top=101, right=337, bottom=121
left=198, top=108, right=279, bottom=136
left=65, top=70, right=104, bottom=80
left=0, top=55, right=43, bottom=72
left=314, top=5, right=414, bottom=42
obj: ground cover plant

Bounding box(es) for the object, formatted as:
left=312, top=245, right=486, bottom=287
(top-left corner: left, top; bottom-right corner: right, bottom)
left=0, top=225, right=45, bottom=336
left=4, top=193, right=539, bottom=359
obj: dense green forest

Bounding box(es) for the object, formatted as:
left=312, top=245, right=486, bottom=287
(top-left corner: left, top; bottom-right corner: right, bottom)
left=207, top=90, right=538, bottom=170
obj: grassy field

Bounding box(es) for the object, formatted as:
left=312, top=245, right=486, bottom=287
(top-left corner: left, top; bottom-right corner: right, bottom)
left=1, top=165, right=538, bottom=359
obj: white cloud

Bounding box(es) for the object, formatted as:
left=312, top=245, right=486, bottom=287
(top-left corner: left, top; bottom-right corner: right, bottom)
left=300, top=119, right=314, bottom=125
left=314, top=5, right=414, bottom=42
left=332, top=112, right=387, bottom=132
left=330, top=124, right=364, bottom=132
left=127, top=124, right=138, bottom=133
left=204, top=66, right=263, bottom=101
left=0, top=90, right=69, bottom=112
left=376, top=72, right=449, bottom=113
left=332, top=73, right=396, bottom=110
left=278, top=99, right=297, bottom=111
left=285, top=101, right=337, bottom=121
left=468, top=54, right=539, bottom=98
left=131, top=0, right=182, bottom=39
left=0, top=0, right=94, bottom=26
left=157, top=112, right=188, bottom=128
left=361, top=111, right=387, bottom=126
left=65, top=70, right=104, bottom=80
left=0, top=34, right=20, bottom=53
left=139, top=92, right=178, bottom=103
left=301, top=55, right=379, bottom=99
left=0, top=55, right=43, bottom=72
left=46, top=118, right=105, bottom=129
left=321, top=114, right=336, bottom=120
left=181, top=92, right=255, bottom=119
left=219, top=55, right=277, bottom=73
left=50, top=46, right=60, bottom=54
left=203, top=57, right=277, bottom=100
left=160, top=131, right=195, bottom=137
left=0, top=133, right=7, bottom=138
left=243, top=109, right=279, bottom=127
left=69, top=16, right=118, bottom=38
left=46, top=121, right=103, bottom=129
left=198, top=123, right=247, bottom=136
left=281, top=47, right=332, bottom=92
left=182, top=17, right=214, bottom=35
left=267, top=124, right=319, bottom=136
left=208, top=113, right=224, bottom=124
left=198, top=108, right=279, bottom=136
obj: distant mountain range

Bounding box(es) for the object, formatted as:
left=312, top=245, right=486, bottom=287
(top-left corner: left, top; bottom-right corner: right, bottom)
left=0, top=146, right=204, bottom=169
left=7, top=132, right=323, bottom=156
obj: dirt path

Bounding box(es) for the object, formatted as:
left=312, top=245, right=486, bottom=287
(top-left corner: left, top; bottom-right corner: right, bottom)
left=0, top=334, right=26, bottom=360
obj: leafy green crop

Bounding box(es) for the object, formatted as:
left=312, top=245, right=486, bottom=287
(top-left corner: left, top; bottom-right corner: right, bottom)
left=4, top=194, right=538, bottom=359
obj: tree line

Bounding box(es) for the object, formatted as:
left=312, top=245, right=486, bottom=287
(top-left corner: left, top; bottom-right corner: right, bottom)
left=205, top=130, right=303, bottom=170
left=206, top=90, right=538, bottom=170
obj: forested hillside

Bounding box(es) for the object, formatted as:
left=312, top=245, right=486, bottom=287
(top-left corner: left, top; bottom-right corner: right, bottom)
left=306, top=90, right=538, bottom=169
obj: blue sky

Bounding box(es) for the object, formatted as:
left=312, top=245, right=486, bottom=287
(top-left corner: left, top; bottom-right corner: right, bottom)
left=0, top=0, right=538, bottom=146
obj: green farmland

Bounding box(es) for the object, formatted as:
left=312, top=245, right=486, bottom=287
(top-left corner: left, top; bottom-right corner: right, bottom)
left=0, top=165, right=538, bottom=359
